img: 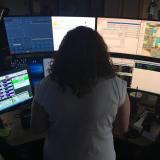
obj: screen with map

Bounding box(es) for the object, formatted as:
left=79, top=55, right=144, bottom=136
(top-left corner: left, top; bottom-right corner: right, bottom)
left=137, top=20, right=160, bottom=58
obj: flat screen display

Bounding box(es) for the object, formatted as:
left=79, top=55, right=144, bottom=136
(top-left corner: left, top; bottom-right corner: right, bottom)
left=97, top=18, right=141, bottom=55
left=0, top=69, right=33, bottom=112
left=4, top=16, right=54, bottom=55
left=131, top=62, right=160, bottom=94
left=11, top=58, right=44, bottom=86
left=52, top=16, right=96, bottom=51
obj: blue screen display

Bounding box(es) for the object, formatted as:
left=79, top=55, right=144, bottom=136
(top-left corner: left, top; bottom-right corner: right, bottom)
left=10, top=58, right=44, bottom=86
left=4, top=16, right=54, bottom=54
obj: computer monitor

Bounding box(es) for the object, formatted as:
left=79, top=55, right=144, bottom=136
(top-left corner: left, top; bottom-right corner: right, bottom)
left=131, top=61, right=160, bottom=95
left=11, top=58, right=44, bottom=86
left=137, top=20, right=160, bottom=58
left=52, top=16, right=96, bottom=51
left=97, top=18, right=141, bottom=55
left=43, top=58, right=53, bottom=77
left=0, top=69, right=33, bottom=112
left=4, top=16, right=54, bottom=55
left=111, top=57, right=135, bottom=87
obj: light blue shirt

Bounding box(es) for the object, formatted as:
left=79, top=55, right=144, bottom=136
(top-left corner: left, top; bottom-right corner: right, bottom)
left=34, top=76, right=127, bottom=160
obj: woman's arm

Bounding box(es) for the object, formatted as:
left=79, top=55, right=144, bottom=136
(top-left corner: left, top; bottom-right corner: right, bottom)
left=113, top=94, right=130, bottom=135
left=30, top=99, right=49, bottom=134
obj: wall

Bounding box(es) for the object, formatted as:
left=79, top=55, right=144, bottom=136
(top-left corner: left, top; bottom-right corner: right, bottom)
left=104, top=0, right=151, bottom=19
left=0, top=0, right=30, bottom=15
left=104, top=0, right=122, bottom=17
left=0, top=0, right=153, bottom=18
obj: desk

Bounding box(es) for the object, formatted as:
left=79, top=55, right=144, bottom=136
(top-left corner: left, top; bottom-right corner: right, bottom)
left=116, top=134, right=153, bottom=147
left=0, top=106, right=46, bottom=146
left=0, top=103, right=156, bottom=147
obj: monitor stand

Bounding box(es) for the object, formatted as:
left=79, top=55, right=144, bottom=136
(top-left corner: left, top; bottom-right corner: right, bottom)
left=0, top=117, right=4, bottom=128
left=20, top=108, right=31, bottom=129
left=0, top=117, right=11, bottom=137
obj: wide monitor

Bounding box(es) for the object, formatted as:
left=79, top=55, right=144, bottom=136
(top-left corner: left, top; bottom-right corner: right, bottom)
left=11, top=58, right=44, bottom=86
left=131, top=61, right=160, bottom=95
left=137, top=20, right=160, bottom=58
left=43, top=58, right=53, bottom=77
left=4, top=16, right=54, bottom=55
left=97, top=18, right=141, bottom=55
left=52, top=16, right=96, bottom=51
left=0, top=69, right=33, bottom=112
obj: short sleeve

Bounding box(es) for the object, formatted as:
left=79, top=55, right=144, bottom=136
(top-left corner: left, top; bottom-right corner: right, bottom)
left=114, top=77, right=127, bottom=107
left=119, top=79, right=127, bottom=107
left=34, top=84, right=42, bottom=104
left=33, top=78, right=48, bottom=107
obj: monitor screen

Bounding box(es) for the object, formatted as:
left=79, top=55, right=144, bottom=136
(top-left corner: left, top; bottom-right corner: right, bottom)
left=111, top=57, right=135, bottom=87
left=11, top=58, right=44, bottom=86
left=131, top=61, right=160, bottom=94
left=137, top=20, right=160, bottom=58
left=4, top=16, right=54, bottom=55
left=43, top=58, right=53, bottom=77
left=97, top=18, right=141, bottom=55
left=0, top=69, right=33, bottom=112
left=52, top=16, right=96, bottom=51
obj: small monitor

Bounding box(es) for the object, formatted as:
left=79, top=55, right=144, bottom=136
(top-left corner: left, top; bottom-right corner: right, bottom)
left=43, top=58, right=53, bottom=77
left=11, top=58, right=44, bottom=86
left=111, top=57, right=135, bottom=87
left=97, top=18, right=141, bottom=55
left=131, top=66, right=160, bottom=95
left=52, top=16, right=96, bottom=51
left=0, top=69, right=33, bottom=112
left=4, top=16, right=54, bottom=55
left=137, top=20, right=160, bottom=58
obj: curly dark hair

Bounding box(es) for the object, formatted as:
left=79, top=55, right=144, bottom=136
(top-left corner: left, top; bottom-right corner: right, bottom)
left=50, top=26, right=115, bottom=97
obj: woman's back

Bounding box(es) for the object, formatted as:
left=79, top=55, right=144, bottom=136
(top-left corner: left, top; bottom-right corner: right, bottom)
left=31, top=26, right=130, bottom=160
left=34, top=75, right=127, bottom=160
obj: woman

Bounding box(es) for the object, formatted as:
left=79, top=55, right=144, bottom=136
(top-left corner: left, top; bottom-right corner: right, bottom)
left=31, top=26, right=130, bottom=160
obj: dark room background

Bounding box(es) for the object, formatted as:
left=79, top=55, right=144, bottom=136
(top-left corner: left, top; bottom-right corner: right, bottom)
left=0, top=0, right=154, bottom=19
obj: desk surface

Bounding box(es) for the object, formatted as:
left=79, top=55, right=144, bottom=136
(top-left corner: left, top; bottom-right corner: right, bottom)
left=119, top=135, right=153, bottom=147
left=0, top=106, right=154, bottom=147
left=0, top=108, right=46, bottom=146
